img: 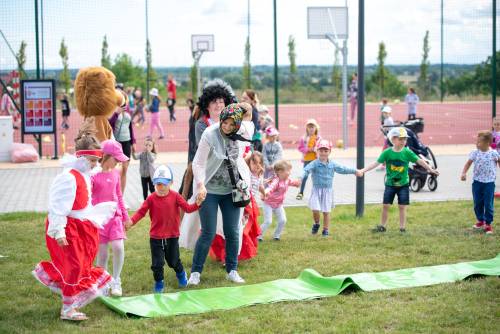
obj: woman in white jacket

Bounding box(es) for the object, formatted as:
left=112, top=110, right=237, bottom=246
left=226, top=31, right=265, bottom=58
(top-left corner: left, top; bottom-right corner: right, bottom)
left=183, top=103, right=253, bottom=286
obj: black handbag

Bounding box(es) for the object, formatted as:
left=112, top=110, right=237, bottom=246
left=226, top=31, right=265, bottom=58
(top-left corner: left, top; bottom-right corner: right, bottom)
left=224, top=153, right=251, bottom=207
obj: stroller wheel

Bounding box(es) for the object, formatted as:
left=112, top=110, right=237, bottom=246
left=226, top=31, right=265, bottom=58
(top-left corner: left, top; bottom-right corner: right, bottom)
left=428, top=176, right=438, bottom=191
left=410, top=177, right=423, bottom=192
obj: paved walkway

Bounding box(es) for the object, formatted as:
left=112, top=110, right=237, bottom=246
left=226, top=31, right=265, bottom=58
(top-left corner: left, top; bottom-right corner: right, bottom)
left=0, top=145, right=479, bottom=214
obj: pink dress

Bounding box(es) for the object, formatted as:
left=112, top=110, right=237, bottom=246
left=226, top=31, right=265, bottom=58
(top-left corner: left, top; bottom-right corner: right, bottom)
left=91, top=169, right=129, bottom=243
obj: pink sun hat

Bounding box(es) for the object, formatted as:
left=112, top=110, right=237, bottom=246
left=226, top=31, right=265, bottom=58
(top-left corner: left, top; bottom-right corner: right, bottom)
left=265, top=127, right=279, bottom=137
left=316, top=139, right=333, bottom=150
left=101, top=140, right=129, bottom=162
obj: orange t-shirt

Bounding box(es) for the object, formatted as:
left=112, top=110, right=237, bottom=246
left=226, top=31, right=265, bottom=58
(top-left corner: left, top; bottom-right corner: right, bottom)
left=303, top=135, right=318, bottom=161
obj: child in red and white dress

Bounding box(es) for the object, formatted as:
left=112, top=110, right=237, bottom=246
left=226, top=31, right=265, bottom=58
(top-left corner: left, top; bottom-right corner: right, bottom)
left=92, top=140, right=131, bottom=297
left=33, top=121, right=117, bottom=321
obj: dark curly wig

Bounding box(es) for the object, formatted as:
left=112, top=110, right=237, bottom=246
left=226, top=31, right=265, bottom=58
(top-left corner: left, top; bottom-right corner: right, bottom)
left=197, top=79, right=237, bottom=118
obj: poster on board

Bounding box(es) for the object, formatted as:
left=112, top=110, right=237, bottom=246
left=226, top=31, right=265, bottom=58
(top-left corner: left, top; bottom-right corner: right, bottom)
left=20, top=80, right=56, bottom=134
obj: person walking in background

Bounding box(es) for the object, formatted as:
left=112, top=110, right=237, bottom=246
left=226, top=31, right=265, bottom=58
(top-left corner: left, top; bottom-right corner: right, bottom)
left=60, top=94, right=71, bottom=129
left=132, top=138, right=157, bottom=200
left=262, top=127, right=283, bottom=181
left=166, top=74, right=177, bottom=122
left=347, top=73, right=358, bottom=122
left=241, top=89, right=262, bottom=152
left=109, top=89, right=136, bottom=194
left=132, top=89, right=145, bottom=127
left=405, top=87, right=419, bottom=120
left=296, top=119, right=321, bottom=200
left=147, top=88, right=165, bottom=140
left=461, top=130, right=500, bottom=235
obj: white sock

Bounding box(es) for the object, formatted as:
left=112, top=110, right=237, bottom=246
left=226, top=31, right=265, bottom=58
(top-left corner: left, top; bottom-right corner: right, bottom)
left=110, top=239, right=125, bottom=281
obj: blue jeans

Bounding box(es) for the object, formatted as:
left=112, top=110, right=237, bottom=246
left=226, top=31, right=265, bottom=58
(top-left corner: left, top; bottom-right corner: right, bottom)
left=472, top=181, right=495, bottom=224
left=299, top=160, right=312, bottom=194
left=191, top=193, right=241, bottom=273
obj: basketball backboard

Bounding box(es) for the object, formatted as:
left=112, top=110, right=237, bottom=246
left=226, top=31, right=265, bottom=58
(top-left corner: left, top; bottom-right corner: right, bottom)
left=191, top=34, right=215, bottom=53
left=307, top=7, right=348, bottom=40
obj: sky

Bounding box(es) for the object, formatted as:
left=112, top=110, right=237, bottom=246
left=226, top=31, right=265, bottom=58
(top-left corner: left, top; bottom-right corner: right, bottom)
left=0, top=0, right=498, bottom=70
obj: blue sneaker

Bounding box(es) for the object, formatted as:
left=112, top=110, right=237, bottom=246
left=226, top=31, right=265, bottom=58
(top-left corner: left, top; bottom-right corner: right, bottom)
left=321, top=229, right=329, bottom=237
left=154, top=280, right=164, bottom=293
left=311, top=223, right=321, bottom=235
left=176, top=271, right=188, bottom=288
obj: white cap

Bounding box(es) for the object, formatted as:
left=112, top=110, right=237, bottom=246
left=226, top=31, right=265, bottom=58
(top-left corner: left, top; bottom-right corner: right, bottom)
left=153, top=165, right=173, bottom=185
left=381, top=106, right=392, bottom=113
left=387, top=127, right=408, bottom=141
left=149, top=88, right=159, bottom=96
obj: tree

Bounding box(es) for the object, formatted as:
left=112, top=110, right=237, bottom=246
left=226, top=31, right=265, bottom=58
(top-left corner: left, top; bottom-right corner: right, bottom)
left=59, top=38, right=71, bottom=94
left=145, top=39, right=158, bottom=87
left=242, top=37, right=251, bottom=89
left=17, top=41, right=27, bottom=79
left=111, top=53, right=144, bottom=88
left=288, top=35, right=298, bottom=90
left=331, top=48, right=341, bottom=99
left=190, top=63, right=198, bottom=98
left=374, top=42, right=388, bottom=97
left=417, top=30, right=431, bottom=98
left=101, top=35, right=112, bottom=69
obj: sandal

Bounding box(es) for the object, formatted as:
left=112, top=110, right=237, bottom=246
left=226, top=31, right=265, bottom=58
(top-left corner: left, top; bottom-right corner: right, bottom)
left=372, top=225, right=387, bottom=233
left=296, top=193, right=303, bottom=200
left=60, top=309, right=88, bottom=321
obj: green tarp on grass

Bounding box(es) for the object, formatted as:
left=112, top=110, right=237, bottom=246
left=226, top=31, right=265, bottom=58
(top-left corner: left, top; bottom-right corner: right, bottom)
left=100, top=254, right=500, bottom=318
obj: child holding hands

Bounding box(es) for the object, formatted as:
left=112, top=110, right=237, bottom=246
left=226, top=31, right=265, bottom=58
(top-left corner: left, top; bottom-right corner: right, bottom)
left=362, top=127, right=438, bottom=233
left=258, top=160, right=300, bottom=241
left=92, top=140, right=131, bottom=297
left=303, top=139, right=363, bottom=236
left=127, top=165, right=204, bottom=293
left=461, top=130, right=499, bottom=234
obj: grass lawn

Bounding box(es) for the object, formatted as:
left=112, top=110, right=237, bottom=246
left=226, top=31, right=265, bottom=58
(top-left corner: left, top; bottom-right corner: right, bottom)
left=0, top=201, right=499, bottom=333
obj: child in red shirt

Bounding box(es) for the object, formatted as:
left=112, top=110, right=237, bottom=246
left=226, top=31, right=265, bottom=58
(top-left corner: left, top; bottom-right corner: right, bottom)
left=126, top=165, right=203, bottom=293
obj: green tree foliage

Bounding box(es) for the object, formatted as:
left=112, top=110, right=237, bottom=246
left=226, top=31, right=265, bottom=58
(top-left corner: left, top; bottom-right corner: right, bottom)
left=16, top=41, right=27, bottom=79
left=288, top=35, right=298, bottom=91
left=58, top=38, right=71, bottom=94
left=190, top=63, right=198, bottom=98
left=101, top=35, right=112, bottom=69
left=224, top=72, right=243, bottom=90
left=367, top=42, right=406, bottom=98
left=111, top=53, right=144, bottom=88
left=146, top=39, right=158, bottom=87
left=331, top=48, right=341, bottom=99
left=445, top=50, right=500, bottom=97
left=242, top=37, right=251, bottom=89
left=417, top=30, right=431, bottom=98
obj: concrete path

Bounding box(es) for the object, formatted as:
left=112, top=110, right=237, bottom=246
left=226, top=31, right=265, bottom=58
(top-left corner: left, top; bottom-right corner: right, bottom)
left=0, top=145, right=479, bottom=214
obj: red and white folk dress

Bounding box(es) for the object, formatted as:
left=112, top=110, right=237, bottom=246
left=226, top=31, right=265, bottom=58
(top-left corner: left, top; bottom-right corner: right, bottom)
left=33, top=166, right=116, bottom=311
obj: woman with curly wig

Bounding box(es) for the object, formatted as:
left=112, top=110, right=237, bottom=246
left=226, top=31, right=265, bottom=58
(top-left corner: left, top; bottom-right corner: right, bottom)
left=179, top=79, right=237, bottom=201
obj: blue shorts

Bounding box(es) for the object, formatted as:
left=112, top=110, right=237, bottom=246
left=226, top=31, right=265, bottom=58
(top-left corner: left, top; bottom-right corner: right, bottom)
left=383, top=185, right=410, bottom=205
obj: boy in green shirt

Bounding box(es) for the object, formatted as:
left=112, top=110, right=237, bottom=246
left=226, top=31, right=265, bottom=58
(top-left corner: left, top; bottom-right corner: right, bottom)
left=361, top=127, right=439, bottom=232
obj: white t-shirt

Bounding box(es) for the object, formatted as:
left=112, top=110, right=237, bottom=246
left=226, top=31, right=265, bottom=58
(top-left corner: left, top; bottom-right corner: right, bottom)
left=469, top=149, right=500, bottom=183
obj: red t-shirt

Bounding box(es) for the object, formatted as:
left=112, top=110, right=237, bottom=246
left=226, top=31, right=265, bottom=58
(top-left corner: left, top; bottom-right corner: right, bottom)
left=167, top=79, right=177, bottom=99
left=131, top=190, right=198, bottom=239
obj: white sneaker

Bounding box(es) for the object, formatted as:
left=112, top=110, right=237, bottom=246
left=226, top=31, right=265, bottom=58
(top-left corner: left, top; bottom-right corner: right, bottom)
left=110, top=279, right=122, bottom=297
left=187, top=272, right=201, bottom=286
left=226, top=270, right=245, bottom=283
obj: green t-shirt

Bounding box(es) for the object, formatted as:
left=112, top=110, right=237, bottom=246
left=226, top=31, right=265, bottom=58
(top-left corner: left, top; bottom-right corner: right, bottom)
left=377, top=147, right=419, bottom=186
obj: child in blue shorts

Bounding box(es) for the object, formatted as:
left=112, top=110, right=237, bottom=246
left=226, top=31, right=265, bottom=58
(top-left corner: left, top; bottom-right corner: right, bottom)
left=362, top=127, right=439, bottom=232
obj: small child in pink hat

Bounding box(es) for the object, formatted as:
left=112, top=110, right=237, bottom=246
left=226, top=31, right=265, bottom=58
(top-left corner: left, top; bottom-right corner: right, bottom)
left=91, top=139, right=131, bottom=297
left=263, top=127, right=283, bottom=181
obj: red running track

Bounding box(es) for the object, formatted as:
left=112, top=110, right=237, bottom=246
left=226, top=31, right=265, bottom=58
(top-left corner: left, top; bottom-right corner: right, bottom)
left=13, top=101, right=497, bottom=157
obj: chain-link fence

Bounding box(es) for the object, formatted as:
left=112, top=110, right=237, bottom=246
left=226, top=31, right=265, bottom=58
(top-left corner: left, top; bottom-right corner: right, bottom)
left=0, top=0, right=498, bottom=156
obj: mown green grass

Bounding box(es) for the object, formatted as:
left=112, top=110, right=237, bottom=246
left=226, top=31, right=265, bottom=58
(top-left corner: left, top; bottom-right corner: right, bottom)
left=0, top=201, right=499, bottom=334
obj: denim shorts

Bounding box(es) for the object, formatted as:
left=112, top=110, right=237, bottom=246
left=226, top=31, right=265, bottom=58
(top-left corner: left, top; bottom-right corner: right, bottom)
left=383, top=185, right=410, bottom=205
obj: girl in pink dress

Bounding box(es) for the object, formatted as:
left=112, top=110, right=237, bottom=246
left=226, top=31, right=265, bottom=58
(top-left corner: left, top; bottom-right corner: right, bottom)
left=92, top=140, right=131, bottom=297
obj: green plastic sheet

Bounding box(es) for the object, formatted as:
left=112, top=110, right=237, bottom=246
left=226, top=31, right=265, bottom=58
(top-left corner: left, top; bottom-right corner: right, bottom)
left=101, top=254, right=500, bottom=318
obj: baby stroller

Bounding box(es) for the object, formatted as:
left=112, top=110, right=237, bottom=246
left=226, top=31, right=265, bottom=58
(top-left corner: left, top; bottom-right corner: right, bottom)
left=382, top=118, right=438, bottom=192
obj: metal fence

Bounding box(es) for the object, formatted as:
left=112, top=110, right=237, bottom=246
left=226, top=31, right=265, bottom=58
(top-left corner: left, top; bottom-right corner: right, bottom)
left=0, top=0, right=498, bottom=156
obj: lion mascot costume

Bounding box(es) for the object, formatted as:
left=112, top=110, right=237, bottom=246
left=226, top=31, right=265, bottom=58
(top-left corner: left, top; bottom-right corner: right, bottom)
left=74, top=67, right=126, bottom=142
